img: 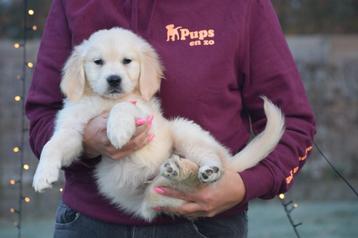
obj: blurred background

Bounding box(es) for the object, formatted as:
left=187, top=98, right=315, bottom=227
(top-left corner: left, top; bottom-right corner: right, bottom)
left=0, top=0, right=357, bottom=237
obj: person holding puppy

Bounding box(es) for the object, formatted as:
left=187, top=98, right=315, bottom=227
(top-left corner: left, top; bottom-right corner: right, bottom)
left=26, top=0, right=316, bottom=237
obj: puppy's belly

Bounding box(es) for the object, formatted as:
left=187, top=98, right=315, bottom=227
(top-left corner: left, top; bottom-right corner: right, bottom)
left=94, top=138, right=172, bottom=216
left=95, top=158, right=150, bottom=214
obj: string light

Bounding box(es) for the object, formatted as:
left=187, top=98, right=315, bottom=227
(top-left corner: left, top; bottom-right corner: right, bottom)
left=10, top=208, right=18, bottom=213
left=9, top=179, right=17, bottom=185
left=278, top=194, right=302, bottom=238
left=14, top=43, right=21, bottom=49
left=278, top=193, right=285, bottom=200
left=10, top=2, right=39, bottom=238
left=27, top=62, right=33, bottom=68
left=59, top=188, right=64, bottom=192
left=24, top=197, right=31, bottom=203
left=28, top=9, right=34, bottom=15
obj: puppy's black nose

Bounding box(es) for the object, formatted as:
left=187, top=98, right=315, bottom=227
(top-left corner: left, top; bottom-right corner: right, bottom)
left=107, top=75, right=122, bottom=88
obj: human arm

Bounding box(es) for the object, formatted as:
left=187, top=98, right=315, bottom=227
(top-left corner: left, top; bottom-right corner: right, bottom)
left=155, top=0, right=315, bottom=217
left=25, top=0, right=71, bottom=157
left=26, top=0, right=152, bottom=160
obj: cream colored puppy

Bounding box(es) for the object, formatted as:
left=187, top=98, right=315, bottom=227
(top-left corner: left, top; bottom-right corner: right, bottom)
left=32, top=28, right=285, bottom=221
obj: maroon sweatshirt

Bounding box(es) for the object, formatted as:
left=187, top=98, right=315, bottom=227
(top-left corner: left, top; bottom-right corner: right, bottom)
left=26, top=0, right=316, bottom=225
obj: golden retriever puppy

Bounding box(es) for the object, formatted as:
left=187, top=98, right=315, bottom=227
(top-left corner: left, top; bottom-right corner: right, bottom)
left=32, top=28, right=285, bottom=221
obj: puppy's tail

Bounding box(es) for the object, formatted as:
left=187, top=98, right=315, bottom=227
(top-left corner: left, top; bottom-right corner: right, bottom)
left=229, top=96, right=285, bottom=172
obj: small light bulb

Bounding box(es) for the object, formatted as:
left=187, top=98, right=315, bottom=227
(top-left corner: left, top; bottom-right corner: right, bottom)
left=13, top=43, right=21, bottom=49
left=23, top=164, right=30, bottom=170
left=10, top=208, right=16, bottom=213
left=24, top=197, right=31, bottom=203
left=13, top=147, right=20, bottom=153
left=293, top=203, right=298, bottom=208
left=59, top=188, right=63, bottom=192
left=9, top=179, right=16, bottom=185
left=279, top=193, right=285, bottom=200
left=32, top=25, right=38, bottom=31
left=28, top=9, right=35, bottom=15
left=14, top=96, right=22, bottom=102
left=27, top=62, right=34, bottom=68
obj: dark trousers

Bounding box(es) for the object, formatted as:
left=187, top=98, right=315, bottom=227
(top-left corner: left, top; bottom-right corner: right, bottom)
left=54, top=201, right=248, bottom=238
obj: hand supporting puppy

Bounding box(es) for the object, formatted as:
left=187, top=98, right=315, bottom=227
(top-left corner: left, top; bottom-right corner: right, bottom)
left=83, top=112, right=154, bottom=160
left=154, top=168, right=246, bottom=218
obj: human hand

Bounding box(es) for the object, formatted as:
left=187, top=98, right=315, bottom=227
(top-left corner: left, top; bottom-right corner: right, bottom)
left=154, top=168, right=246, bottom=218
left=83, top=112, right=154, bottom=160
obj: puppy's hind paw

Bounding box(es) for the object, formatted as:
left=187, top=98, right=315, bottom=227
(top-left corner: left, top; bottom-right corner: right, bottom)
left=160, top=159, right=180, bottom=180
left=198, top=165, right=222, bottom=183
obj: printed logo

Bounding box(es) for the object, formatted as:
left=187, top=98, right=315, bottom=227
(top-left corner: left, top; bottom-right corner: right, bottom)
left=165, top=24, right=215, bottom=47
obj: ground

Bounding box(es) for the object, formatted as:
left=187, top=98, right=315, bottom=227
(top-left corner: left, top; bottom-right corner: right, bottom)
left=0, top=200, right=357, bottom=238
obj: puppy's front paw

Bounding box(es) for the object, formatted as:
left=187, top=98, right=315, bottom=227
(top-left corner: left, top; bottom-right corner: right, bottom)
left=107, top=103, right=137, bottom=149
left=198, top=165, right=222, bottom=183
left=33, top=164, right=60, bottom=192
left=107, top=126, right=135, bottom=149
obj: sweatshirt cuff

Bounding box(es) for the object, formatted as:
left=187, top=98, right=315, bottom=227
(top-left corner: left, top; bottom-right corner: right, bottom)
left=238, top=162, right=275, bottom=205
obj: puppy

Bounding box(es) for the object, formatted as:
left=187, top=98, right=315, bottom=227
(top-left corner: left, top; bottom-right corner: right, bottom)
left=32, top=27, right=285, bottom=221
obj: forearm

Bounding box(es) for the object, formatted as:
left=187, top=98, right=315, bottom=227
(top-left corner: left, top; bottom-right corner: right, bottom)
left=238, top=0, right=316, bottom=202
left=25, top=0, right=72, bottom=158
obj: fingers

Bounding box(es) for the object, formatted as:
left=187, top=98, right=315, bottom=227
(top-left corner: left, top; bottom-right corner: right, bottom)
left=134, top=115, right=153, bottom=136
left=154, top=186, right=194, bottom=201
left=159, top=202, right=203, bottom=217
left=153, top=187, right=220, bottom=218
left=83, top=113, right=110, bottom=158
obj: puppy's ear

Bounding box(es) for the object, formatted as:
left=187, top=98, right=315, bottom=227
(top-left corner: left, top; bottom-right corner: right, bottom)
left=139, top=45, right=163, bottom=101
left=60, top=45, right=86, bottom=101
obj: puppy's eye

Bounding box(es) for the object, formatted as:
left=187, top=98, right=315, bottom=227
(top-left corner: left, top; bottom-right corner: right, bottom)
left=94, top=59, right=104, bottom=66
left=122, top=58, right=132, bottom=65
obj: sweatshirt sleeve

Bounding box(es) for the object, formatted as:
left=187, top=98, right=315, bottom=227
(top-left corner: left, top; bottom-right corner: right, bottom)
left=238, top=0, right=316, bottom=203
left=25, top=0, right=71, bottom=158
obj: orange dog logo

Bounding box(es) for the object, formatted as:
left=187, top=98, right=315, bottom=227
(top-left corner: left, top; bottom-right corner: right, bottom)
left=166, top=24, right=182, bottom=42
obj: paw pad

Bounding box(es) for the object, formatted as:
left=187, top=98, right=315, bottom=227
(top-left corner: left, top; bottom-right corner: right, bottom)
left=198, top=166, right=222, bottom=183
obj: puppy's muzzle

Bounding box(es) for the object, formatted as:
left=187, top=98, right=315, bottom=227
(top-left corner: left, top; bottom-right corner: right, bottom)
left=107, top=75, right=122, bottom=93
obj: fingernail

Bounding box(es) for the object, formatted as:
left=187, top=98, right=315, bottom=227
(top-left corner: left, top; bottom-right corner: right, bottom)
left=153, top=207, right=161, bottom=211
left=129, top=100, right=137, bottom=105
left=154, top=187, right=165, bottom=194
left=135, top=118, right=146, bottom=126
left=147, top=133, right=155, bottom=142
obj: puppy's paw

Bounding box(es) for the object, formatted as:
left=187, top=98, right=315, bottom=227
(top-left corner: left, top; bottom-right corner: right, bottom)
left=107, top=126, right=134, bottom=149
left=107, top=102, right=139, bottom=149
left=198, top=165, right=222, bottom=183
left=33, top=163, right=60, bottom=192
left=139, top=205, right=157, bottom=222
left=160, top=157, right=180, bottom=180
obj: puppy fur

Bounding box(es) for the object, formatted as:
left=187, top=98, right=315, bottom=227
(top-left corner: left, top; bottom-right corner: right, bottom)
left=32, top=28, right=285, bottom=221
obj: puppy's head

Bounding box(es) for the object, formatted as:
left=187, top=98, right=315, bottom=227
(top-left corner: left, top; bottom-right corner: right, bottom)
left=61, top=28, right=163, bottom=101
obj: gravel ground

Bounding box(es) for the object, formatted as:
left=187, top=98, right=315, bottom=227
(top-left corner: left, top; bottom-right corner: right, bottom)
left=1, top=200, right=357, bottom=238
